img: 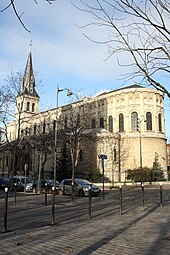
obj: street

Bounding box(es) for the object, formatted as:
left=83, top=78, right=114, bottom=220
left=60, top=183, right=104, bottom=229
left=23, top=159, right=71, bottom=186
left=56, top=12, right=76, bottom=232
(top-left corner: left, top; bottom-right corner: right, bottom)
left=0, top=185, right=170, bottom=254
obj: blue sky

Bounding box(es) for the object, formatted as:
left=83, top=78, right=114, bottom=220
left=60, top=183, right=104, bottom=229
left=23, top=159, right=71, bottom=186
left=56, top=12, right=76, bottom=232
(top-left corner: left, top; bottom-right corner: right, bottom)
left=0, top=0, right=169, bottom=139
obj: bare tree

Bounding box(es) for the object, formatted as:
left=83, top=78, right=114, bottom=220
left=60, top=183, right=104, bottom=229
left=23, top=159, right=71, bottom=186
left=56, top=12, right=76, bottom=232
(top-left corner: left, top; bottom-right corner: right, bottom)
left=59, top=101, right=93, bottom=201
left=1, top=0, right=56, bottom=32
left=74, top=0, right=170, bottom=97
left=0, top=71, right=39, bottom=178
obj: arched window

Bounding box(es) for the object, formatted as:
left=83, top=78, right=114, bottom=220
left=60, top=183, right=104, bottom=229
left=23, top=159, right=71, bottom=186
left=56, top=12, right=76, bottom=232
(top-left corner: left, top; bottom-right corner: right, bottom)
left=158, top=113, right=162, bottom=132
left=114, top=148, right=117, bottom=161
left=26, top=102, right=30, bottom=111
left=43, top=121, right=46, bottom=134
left=64, top=117, right=68, bottom=128
left=53, top=120, right=56, bottom=131
left=131, top=112, right=138, bottom=130
left=34, top=124, right=36, bottom=135
left=6, top=156, right=8, bottom=166
left=32, top=103, right=35, bottom=112
left=119, top=113, right=124, bottom=132
left=79, top=149, right=83, bottom=162
left=100, top=117, right=104, bottom=128
left=109, top=115, right=113, bottom=133
left=146, top=112, right=152, bottom=130
left=77, top=114, right=80, bottom=127
left=92, top=118, right=96, bottom=129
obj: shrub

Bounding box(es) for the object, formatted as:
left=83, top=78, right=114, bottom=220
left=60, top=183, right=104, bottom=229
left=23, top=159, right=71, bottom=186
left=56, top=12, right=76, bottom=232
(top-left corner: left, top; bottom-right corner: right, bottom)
left=127, top=167, right=165, bottom=183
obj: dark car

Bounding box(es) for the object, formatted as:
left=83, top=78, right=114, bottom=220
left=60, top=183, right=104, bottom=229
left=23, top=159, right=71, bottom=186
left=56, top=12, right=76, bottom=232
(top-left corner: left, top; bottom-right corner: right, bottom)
left=0, top=177, right=9, bottom=190
left=9, top=176, right=31, bottom=191
left=58, top=178, right=100, bottom=197
left=32, top=179, right=59, bottom=193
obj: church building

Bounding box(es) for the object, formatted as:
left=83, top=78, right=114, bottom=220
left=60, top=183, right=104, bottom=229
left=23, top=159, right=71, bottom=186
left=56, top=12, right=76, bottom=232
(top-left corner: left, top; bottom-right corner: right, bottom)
left=0, top=50, right=168, bottom=183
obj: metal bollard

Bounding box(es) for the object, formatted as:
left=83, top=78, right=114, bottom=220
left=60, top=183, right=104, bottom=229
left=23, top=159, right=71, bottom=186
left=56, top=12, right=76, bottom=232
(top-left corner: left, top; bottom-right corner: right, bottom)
left=88, top=184, right=92, bottom=219
left=14, top=183, right=17, bottom=206
left=52, top=186, right=55, bottom=225
left=141, top=184, right=144, bottom=210
left=45, top=183, right=48, bottom=206
left=160, top=183, right=163, bottom=207
left=119, top=185, right=122, bottom=215
left=4, top=187, right=8, bottom=232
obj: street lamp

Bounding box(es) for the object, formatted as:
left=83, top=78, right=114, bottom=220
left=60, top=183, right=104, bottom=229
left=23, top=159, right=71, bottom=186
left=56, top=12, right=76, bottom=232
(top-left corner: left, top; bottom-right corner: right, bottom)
left=24, top=163, right=28, bottom=193
left=52, top=85, right=73, bottom=225
left=137, top=117, right=145, bottom=185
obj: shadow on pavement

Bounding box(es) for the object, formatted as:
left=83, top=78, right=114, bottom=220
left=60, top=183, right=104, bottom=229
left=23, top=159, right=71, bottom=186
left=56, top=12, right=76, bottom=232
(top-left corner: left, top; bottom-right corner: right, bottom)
left=76, top=204, right=160, bottom=255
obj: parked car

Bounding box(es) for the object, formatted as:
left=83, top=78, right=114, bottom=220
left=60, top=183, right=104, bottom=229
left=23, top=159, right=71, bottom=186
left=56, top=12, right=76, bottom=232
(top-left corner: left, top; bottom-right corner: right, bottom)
left=0, top=177, right=9, bottom=190
left=58, top=178, right=100, bottom=197
left=25, top=181, right=34, bottom=192
left=9, top=176, right=30, bottom=192
left=32, top=179, right=59, bottom=193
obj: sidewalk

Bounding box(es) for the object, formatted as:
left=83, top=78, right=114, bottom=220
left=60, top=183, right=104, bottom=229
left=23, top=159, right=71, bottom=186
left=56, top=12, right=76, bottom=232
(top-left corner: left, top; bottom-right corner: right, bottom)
left=0, top=190, right=170, bottom=255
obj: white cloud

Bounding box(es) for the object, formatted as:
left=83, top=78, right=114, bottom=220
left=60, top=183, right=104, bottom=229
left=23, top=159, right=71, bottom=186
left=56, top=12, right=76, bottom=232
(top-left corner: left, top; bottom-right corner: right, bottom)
left=0, top=0, right=169, bottom=136
left=0, top=0, right=129, bottom=82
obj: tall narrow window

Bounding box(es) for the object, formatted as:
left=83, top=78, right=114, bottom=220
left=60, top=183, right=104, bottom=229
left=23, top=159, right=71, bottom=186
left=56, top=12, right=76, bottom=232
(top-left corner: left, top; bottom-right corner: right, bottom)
left=32, top=103, right=35, bottom=112
left=26, top=102, right=30, bottom=111
left=92, top=118, right=96, bottom=129
left=146, top=112, right=152, bottom=130
left=158, top=113, right=162, bottom=132
left=131, top=112, right=138, bottom=130
left=109, top=115, right=113, bottom=132
left=64, top=117, right=68, bottom=128
left=21, top=129, right=24, bottom=136
left=34, top=124, right=36, bottom=135
left=43, top=121, right=46, bottom=134
left=100, top=117, right=104, bottom=128
left=119, top=113, right=124, bottom=132
left=77, top=114, right=80, bottom=127
left=114, top=148, right=117, bottom=161
left=6, top=156, right=8, bottom=166
left=79, top=149, right=83, bottom=162
left=53, top=120, right=56, bottom=131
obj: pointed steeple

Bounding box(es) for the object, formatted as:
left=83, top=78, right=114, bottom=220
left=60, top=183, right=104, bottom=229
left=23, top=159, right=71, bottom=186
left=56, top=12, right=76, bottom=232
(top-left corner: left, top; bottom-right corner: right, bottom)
left=20, top=46, right=39, bottom=98
left=15, top=45, right=40, bottom=119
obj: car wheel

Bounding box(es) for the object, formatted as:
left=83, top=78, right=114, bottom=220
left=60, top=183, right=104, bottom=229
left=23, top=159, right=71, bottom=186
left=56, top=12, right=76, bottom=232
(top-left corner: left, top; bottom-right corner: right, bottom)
left=33, top=188, right=36, bottom=193
left=79, top=190, right=84, bottom=197
left=59, top=189, right=64, bottom=195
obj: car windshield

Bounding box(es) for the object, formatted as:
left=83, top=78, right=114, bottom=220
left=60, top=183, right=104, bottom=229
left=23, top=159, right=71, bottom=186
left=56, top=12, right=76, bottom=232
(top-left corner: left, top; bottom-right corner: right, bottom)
left=0, top=177, right=9, bottom=183
left=76, top=179, right=91, bottom=185
left=21, top=177, right=30, bottom=184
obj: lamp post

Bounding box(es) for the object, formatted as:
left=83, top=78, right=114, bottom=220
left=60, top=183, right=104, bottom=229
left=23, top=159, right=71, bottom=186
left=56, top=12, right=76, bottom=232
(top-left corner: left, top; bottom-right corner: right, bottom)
left=52, top=85, right=73, bottom=225
left=137, top=118, right=143, bottom=185
left=24, top=163, right=28, bottom=193
left=118, top=133, right=121, bottom=183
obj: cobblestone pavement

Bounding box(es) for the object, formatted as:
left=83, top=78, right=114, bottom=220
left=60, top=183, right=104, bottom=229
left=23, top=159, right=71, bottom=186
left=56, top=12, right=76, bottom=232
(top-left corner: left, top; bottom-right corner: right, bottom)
left=0, top=187, right=170, bottom=255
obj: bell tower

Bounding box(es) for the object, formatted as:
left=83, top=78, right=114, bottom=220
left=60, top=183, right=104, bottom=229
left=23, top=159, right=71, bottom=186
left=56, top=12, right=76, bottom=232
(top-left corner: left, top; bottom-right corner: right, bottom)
left=15, top=46, right=39, bottom=119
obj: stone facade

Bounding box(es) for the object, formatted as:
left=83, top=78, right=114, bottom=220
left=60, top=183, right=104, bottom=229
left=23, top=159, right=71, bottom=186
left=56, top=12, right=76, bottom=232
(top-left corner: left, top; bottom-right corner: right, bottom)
left=0, top=52, right=168, bottom=182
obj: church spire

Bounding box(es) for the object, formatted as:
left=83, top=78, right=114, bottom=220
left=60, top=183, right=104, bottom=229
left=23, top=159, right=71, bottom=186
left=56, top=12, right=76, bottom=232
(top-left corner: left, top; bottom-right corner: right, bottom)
left=20, top=45, right=39, bottom=98
left=15, top=44, right=40, bottom=119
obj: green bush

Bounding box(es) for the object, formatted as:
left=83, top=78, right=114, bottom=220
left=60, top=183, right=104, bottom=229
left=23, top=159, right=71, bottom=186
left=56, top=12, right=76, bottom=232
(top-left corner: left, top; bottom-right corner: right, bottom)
left=127, top=154, right=165, bottom=182
left=127, top=167, right=165, bottom=183
left=87, top=168, right=103, bottom=182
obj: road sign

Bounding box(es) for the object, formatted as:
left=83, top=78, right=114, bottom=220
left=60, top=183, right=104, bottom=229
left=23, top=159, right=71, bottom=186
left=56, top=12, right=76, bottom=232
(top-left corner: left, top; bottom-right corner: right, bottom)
left=98, top=154, right=107, bottom=159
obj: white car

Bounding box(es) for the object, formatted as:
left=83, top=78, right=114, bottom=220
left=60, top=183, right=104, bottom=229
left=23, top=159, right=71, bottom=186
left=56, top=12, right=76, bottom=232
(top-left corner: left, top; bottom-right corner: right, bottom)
left=58, top=178, right=100, bottom=196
